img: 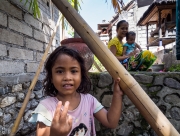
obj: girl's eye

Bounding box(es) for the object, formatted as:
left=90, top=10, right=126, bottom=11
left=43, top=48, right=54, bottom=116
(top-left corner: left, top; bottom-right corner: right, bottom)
left=71, top=70, right=78, bottom=73
left=56, top=70, right=63, bottom=73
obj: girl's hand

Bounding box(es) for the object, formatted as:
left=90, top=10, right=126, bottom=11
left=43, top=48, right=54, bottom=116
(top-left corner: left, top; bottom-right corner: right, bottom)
left=50, top=101, right=72, bottom=136
left=113, top=78, right=123, bottom=96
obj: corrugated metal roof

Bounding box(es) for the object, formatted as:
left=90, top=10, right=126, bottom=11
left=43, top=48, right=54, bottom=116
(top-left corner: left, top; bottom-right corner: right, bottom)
left=137, top=0, right=176, bottom=26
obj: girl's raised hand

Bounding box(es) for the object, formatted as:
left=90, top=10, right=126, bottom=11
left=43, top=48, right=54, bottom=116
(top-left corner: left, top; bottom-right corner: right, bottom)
left=113, top=78, right=123, bottom=96
left=50, top=101, right=72, bottom=136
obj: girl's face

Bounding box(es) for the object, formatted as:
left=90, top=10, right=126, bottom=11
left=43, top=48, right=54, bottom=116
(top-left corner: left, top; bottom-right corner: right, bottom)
left=116, top=22, right=129, bottom=39
left=51, top=54, right=81, bottom=96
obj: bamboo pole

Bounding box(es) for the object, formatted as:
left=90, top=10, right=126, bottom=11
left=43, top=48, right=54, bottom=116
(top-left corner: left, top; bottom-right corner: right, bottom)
left=51, top=0, right=179, bottom=135
left=9, top=18, right=60, bottom=136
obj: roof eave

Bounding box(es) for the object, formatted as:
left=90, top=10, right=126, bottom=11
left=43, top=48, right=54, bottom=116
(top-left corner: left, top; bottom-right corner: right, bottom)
left=137, top=1, right=176, bottom=26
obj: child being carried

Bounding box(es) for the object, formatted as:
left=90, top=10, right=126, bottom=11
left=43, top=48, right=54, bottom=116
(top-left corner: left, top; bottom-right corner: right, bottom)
left=122, top=31, right=142, bottom=68
left=123, top=31, right=142, bottom=56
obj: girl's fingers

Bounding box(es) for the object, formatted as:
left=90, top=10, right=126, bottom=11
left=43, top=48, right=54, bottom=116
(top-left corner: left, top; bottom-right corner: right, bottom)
left=114, top=78, right=120, bottom=85
left=53, top=101, right=62, bottom=123
left=61, top=101, right=70, bottom=121
left=113, top=78, right=120, bottom=90
left=67, top=115, right=73, bottom=128
left=116, top=78, right=120, bottom=83
left=114, top=78, right=124, bottom=95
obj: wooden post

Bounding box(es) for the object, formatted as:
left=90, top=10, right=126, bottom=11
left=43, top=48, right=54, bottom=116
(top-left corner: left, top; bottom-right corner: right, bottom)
left=146, top=23, right=149, bottom=50
left=176, top=0, right=180, bottom=60
left=52, top=0, right=179, bottom=135
left=158, top=10, right=162, bottom=47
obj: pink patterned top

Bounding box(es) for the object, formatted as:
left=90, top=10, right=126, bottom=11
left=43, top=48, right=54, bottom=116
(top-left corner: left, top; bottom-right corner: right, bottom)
left=29, top=93, right=103, bottom=136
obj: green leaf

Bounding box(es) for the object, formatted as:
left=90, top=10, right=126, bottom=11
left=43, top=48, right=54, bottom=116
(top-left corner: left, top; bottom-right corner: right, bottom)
left=24, top=0, right=28, bottom=6
left=33, top=0, right=37, bottom=17
left=34, top=0, right=40, bottom=18
left=29, top=0, right=33, bottom=11
left=19, top=0, right=40, bottom=18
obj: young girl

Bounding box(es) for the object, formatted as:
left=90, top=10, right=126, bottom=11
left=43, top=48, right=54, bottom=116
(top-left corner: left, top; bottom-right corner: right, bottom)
left=108, top=20, right=156, bottom=71
left=29, top=46, right=123, bottom=136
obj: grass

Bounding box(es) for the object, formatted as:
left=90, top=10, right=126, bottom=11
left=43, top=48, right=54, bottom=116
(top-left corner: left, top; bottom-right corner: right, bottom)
left=168, top=64, right=180, bottom=72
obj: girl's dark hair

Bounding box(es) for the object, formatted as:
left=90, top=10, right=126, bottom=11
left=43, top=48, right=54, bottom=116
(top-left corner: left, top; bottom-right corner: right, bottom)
left=43, top=46, right=91, bottom=96
left=126, top=31, right=136, bottom=40
left=116, top=20, right=128, bottom=30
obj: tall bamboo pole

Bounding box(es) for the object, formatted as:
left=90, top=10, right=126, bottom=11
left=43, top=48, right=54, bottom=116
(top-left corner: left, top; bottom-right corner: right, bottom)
left=52, top=0, right=179, bottom=135
left=9, top=18, right=60, bottom=136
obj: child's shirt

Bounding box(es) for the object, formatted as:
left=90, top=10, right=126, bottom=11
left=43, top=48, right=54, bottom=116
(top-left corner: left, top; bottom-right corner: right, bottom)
left=29, top=93, right=103, bottom=136
left=123, top=43, right=136, bottom=55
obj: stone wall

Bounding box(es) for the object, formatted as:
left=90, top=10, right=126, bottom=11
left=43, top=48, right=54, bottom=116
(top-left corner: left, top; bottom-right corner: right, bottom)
left=1, top=72, right=180, bottom=135
left=91, top=72, right=180, bottom=136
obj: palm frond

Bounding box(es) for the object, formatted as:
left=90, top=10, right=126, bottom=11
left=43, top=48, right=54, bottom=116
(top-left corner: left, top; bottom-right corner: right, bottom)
left=111, top=0, right=124, bottom=13
left=19, top=0, right=40, bottom=18
left=77, top=1, right=82, bottom=10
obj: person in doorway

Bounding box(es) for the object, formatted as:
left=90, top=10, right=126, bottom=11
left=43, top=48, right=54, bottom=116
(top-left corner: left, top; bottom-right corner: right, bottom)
left=29, top=46, right=124, bottom=136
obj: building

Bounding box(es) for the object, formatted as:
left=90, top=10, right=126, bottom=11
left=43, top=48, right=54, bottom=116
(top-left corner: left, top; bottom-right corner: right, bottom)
left=96, top=20, right=110, bottom=46
left=137, top=0, right=177, bottom=65
left=137, top=0, right=176, bottom=52
left=97, top=0, right=156, bottom=51
left=97, top=0, right=179, bottom=69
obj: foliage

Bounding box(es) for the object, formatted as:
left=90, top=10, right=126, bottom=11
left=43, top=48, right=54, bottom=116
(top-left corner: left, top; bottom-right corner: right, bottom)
left=90, top=56, right=106, bottom=72
left=168, top=64, right=180, bottom=72
left=19, top=0, right=125, bottom=39
left=68, top=0, right=82, bottom=10
left=19, top=0, right=40, bottom=18
left=109, top=0, right=123, bottom=13
left=67, top=27, right=74, bottom=37
left=19, top=0, right=82, bottom=19
left=20, top=0, right=124, bottom=19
